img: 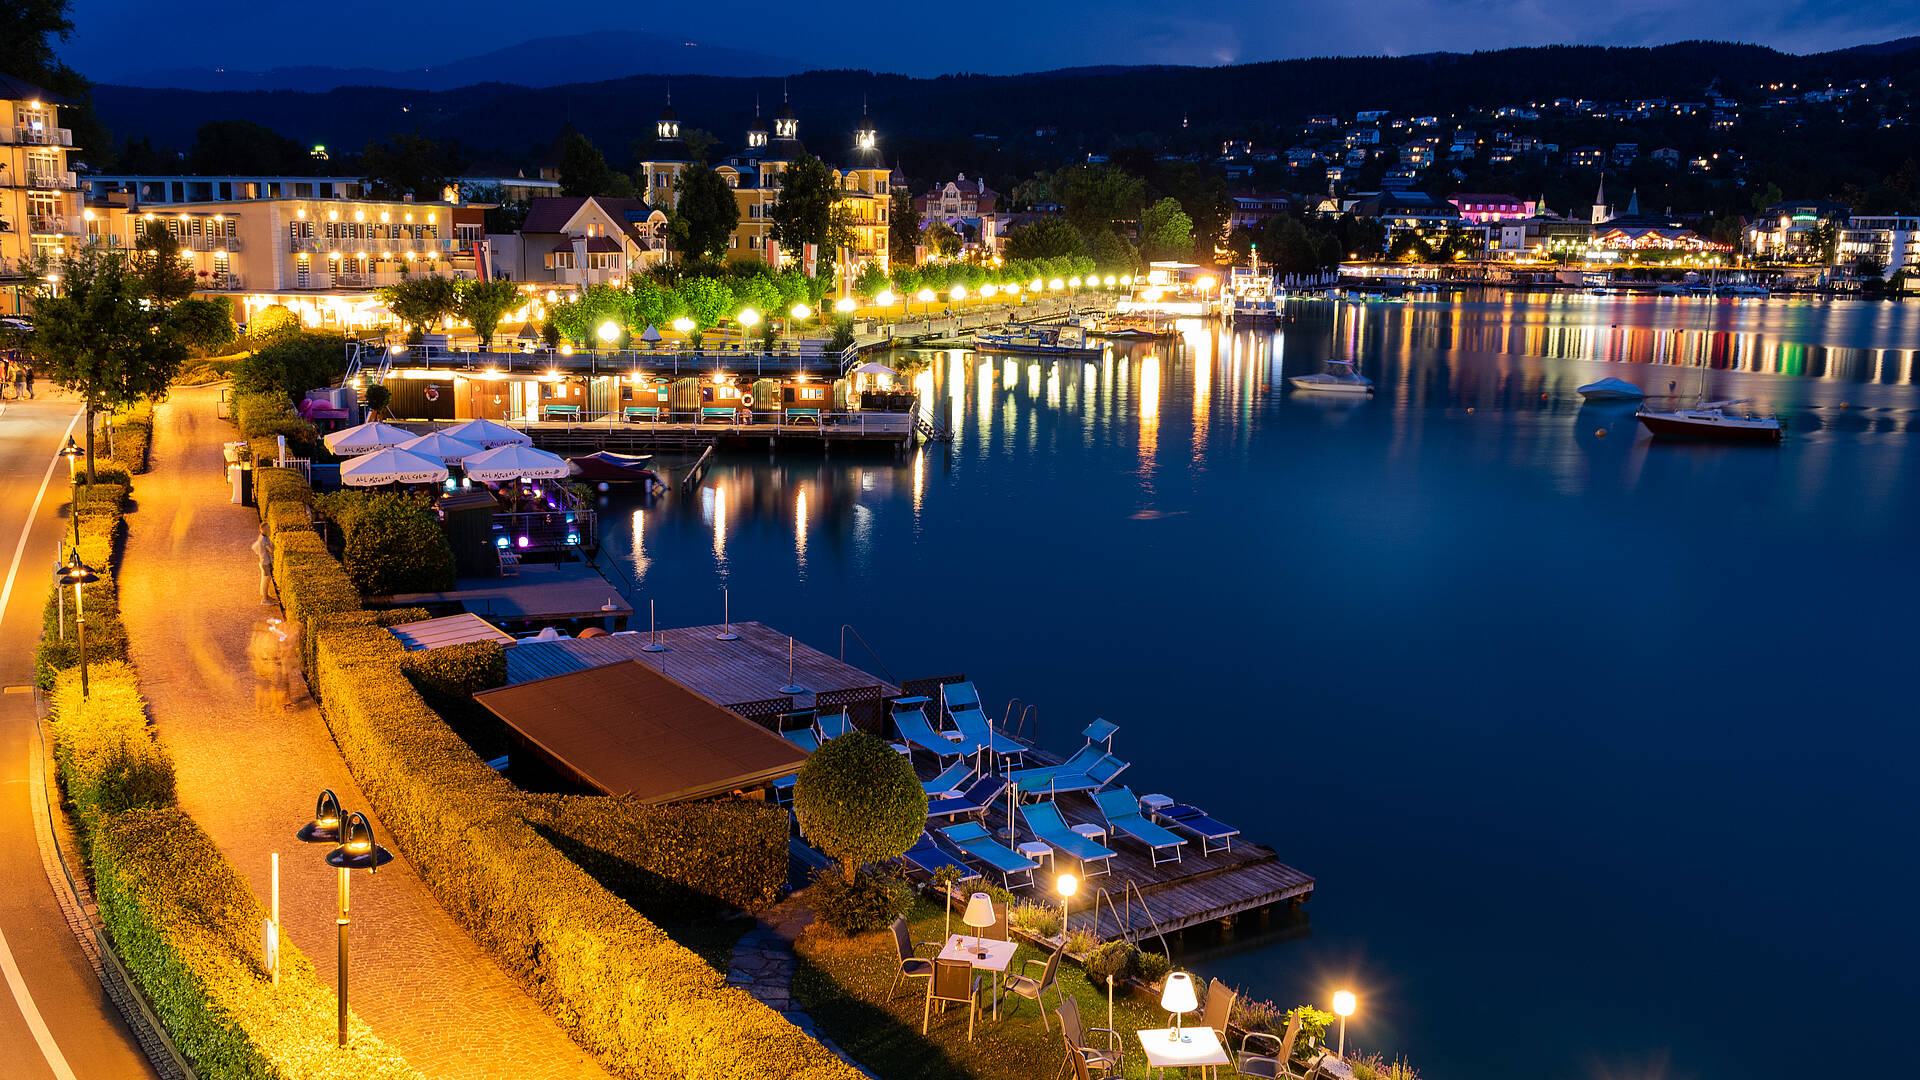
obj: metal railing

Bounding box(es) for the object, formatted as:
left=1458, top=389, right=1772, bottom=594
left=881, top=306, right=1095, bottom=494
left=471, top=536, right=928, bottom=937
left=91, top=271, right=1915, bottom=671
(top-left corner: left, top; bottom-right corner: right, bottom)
left=11, top=126, right=73, bottom=146
left=838, top=624, right=901, bottom=685
left=28, top=170, right=77, bottom=190
left=529, top=409, right=915, bottom=436
left=30, top=216, right=75, bottom=235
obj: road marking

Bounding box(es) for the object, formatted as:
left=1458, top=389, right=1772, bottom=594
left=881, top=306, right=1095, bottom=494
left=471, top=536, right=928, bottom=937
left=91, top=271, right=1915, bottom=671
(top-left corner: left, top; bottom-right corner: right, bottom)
left=0, top=406, right=85, bottom=1080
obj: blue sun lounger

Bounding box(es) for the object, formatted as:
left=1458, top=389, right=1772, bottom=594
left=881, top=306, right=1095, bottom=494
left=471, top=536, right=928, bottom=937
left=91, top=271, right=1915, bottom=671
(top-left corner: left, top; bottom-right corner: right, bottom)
left=928, top=775, right=1007, bottom=822
left=897, top=831, right=981, bottom=884
left=772, top=728, right=821, bottom=805
left=891, top=696, right=974, bottom=764
left=1017, top=802, right=1115, bottom=877
left=944, top=683, right=1027, bottom=766
left=1042, top=753, right=1129, bottom=797
left=1008, top=744, right=1106, bottom=794
left=1093, top=787, right=1187, bottom=865
left=922, top=760, right=975, bottom=798
left=940, top=821, right=1037, bottom=890
left=816, top=709, right=856, bottom=740
left=1157, top=803, right=1241, bottom=855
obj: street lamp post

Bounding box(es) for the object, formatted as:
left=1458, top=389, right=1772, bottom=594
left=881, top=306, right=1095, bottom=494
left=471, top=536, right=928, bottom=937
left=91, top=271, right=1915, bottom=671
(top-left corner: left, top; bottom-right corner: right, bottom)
left=1332, top=989, right=1356, bottom=1059
left=1056, top=872, right=1078, bottom=940
left=297, top=790, right=392, bottom=1048
left=59, top=436, right=82, bottom=549
left=56, top=558, right=98, bottom=697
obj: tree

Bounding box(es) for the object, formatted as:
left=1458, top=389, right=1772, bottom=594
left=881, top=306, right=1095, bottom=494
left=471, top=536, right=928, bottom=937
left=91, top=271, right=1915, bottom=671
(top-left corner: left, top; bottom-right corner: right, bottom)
left=187, top=120, right=311, bottom=175
left=362, top=133, right=464, bottom=201
left=130, top=227, right=194, bottom=306
left=162, top=298, right=237, bottom=357
left=328, top=492, right=456, bottom=596
left=854, top=261, right=890, bottom=298
left=454, top=279, right=521, bottom=349
left=1388, top=231, right=1436, bottom=262
left=792, top=732, right=925, bottom=882
left=1085, top=228, right=1137, bottom=274
left=379, top=276, right=459, bottom=336
left=922, top=221, right=962, bottom=258
left=1004, top=217, right=1088, bottom=261
left=1137, top=197, right=1194, bottom=261
left=233, top=331, right=348, bottom=401
left=670, top=165, right=740, bottom=264
left=889, top=189, right=921, bottom=263
left=557, top=133, right=631, bottom=198
left=678, top=276, right=734, bottom=331
left=1057, top=164, right=1146, bottom=237
left=28, top=248, right=186, bottom=482
left=769, top=153, right=840, bottom=253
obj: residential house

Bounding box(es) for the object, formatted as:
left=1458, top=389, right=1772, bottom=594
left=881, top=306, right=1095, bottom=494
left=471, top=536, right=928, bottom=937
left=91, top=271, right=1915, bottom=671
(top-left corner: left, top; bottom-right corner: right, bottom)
left=1344, top=128, right=1380, bottom=147
left=1228, top=191, right=1290, bottom=231
left=1745, top=200, right=1852, bottom=263
left=2, top=75, right=82, bottom=308
left=1448, top=193, right=1535, bottom=224
left=1650, top=147, right=1681, bottom=167
left=1567, top=146, right=1606, bottom=169
left=1610, top=143, right=1639, bottom=166
left=490, top=195, right=668, bottom=288
left=1355, top=110, right=1390, bottom=123
left=915, top=174, right=998, bottom=252
left=84, top=174, right=369, bottom=204
left=1839, top=214, right=1920, bottom=277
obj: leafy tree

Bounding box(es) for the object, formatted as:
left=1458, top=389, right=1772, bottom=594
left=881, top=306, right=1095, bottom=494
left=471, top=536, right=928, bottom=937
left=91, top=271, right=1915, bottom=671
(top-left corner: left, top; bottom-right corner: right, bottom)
left=549, top=284, right=630, bottom=344
left=630, top=277, right=683, bottom=331
left=678, top=276, right=733, bottom=331
left=327, top=492, right=456, bottom=596
left=557, top=132, right=624, bottom=198
left=28, top=248, right=186, bottom=482
left=1388, top=231, right=1437, bottom=262
left=1086, top=228, right=1137, bottom=274
left=1004, top=217, right=1088, bottom=261
left=733, top=274, right=782, bottom=323
left=670, top=165, right=740, bottom=264
left=888, top=265, right=920, bottom=294
left=854, top=261, right=890, bottom=298
left=162, top=298, right=237, bottom=357
left=187, top=120, right=312, bottom=175
left=232, top=331, right=349, bottom=401
left=888, top=189, right=921, bottom=263
left=379, top=276, right=459, bottom=336
left=1057, top=164, right=1146, bottom=237
left=247, top=305, right=301, bottom=343
left=454, top=279, right=522, bottom=349
left=362, top=133, right=464, bottom=201
left=769, top=153, right=841, bottom=253
left=793, top=732, right=926, bottom=883
left=1137, top=197, right=1194, bottom=261
left=130, top=227, right=194, bottom=306
left=922, top=221, right=962, bottom=258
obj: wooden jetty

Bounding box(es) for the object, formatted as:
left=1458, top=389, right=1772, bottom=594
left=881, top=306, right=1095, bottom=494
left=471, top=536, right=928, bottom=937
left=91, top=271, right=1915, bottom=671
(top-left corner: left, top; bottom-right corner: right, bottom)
left=499, top=624, right=1313, bottom=936
left=387, top=563, right=632, bottom=630
left=444, top=413, right=915, bottom=454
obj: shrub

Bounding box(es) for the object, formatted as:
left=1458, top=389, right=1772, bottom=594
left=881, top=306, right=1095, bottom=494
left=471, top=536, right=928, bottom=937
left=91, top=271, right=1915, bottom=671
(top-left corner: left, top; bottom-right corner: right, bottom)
left=332, top=493, right=456, bottom=596
left=810, top=867, right=912, bottom=935
left=245, top=303, right=301, bottom=344
left=1231, top=994, right=1279, bottom=1034
left=399, top=640, right=506, bottom=709
left=1008, top=900, right=1062, bottom=939
left=1084, top=940, right=1134, bottom=987
left=111, top=401, right=155, bottom=474
left=232, top=331, right=349, bottom=401
left=524, top=794, right=788, bottom=914
left=1350, top=1053, right=1423, bottom=1080
left=1285, top=1006, right=1335, bottom=1061
left=163, top=298, right=238, bottom=357
left=233, top=389, right=320, bottom=453
left=255, top=467, right=315, bottom=514
left=1135, top=949, right=1171, bottom=985
left=273, top=529, right=361, bottom=626
left=793, top=731, right=926, bottom=883
left=48, top=664, right=176, bottom=827
left=1064, top=928, right=1098, bottom=955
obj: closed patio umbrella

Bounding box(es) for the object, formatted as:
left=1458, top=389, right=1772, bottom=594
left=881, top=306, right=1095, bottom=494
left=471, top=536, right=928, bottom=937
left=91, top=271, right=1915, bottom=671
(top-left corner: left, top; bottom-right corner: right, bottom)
left=397, top=432, right=486, bottom=464
left=438, top=418, right=534, bottom=448
left=339, top=448, right=450, bottom=487
left=322, top=420, right=416, bottom=456
left=639, top=324, right=663, bottom=342
left=461, top=443, right=570, bottom=482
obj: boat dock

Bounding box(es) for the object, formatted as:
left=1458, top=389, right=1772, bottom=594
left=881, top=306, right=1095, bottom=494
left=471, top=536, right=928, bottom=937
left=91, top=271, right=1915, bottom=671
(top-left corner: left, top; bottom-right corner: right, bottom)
left=492, top=413, right=917, bottom=454
left=495, top=621, right=1314, bottom=936
left=388, top=563, right=633, bottom=630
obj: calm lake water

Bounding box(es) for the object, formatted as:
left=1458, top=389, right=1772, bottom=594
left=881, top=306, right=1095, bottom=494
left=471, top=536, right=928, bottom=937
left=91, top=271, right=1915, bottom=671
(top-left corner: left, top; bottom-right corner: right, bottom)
left=596, top=294, right=1920, bottom=1080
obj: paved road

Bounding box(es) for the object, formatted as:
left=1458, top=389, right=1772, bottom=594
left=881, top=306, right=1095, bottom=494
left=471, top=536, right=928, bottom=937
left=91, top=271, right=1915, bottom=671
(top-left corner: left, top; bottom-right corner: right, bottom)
left=119, top=387, right=612, bottom=1080
left=0, top=396, right=162, bottom=1080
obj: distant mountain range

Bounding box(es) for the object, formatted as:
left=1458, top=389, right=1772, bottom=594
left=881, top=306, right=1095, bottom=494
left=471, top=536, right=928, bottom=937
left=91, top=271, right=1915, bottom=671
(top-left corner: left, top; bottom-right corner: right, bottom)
left=107, top=31, right=809, bottom=92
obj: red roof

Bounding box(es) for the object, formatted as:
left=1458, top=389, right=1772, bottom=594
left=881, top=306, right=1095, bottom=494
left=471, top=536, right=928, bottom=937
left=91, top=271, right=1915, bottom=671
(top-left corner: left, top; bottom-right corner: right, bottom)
left=546, top=235, right=622, bottom=253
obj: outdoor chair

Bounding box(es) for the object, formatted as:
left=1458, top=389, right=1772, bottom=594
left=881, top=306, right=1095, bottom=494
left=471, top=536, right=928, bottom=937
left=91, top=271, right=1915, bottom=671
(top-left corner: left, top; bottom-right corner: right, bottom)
left=1202, top=977, right=1236, bottom=1048
left=1055, top=996, right=1122, bottom=1079
left=896, top=831, right=980, bottom=885
left=1018, top=801, right=1116, bottom=876
left=1037, top=753, right=1129, bottom=799
left=948, top=699, right=1028, bottom=768
left=1158, top=803, right=1242, bottom=855
left=891, top=696, right=976, bottom=764
left=922, top=759, right=975, bottom=798
left=1237, top=1013, right=1317, bottom=1080
left=890, top=916, right=941, bottom=999
left=1008, top=744, right=1108, bottom=796
left=927, top=775, right=1007, bottom=823
left=922, top=957, right=983, bottom=1040
left=940, top=822, right=1038, bottom=890
left=1003, top=944, right=1067, bottom=1031
left=1093, top=786, right=1187, bottom=865
left=771, top=728, right=821, bottom=805
left=816, top=709, right=855, bottom=739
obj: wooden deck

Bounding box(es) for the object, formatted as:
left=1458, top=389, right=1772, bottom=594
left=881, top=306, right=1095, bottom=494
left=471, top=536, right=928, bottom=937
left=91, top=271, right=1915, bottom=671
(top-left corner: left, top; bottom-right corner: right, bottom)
left=465, top=415, right=913, bottom=454
left=387, top=563, right=633, bottom=628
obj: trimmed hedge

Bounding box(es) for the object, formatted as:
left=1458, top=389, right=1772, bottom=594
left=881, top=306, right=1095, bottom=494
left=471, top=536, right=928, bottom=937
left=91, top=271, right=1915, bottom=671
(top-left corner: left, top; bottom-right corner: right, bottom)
left=43, top=484, right=420, bottom=1079
left=111, top=401, right=156, bottom=475
left=523, top=794, right=788, bottom=914
left=398, top=640, right=506, bottom=700
left=37, top=481, right=132, bottom=689
left=272, top=529, right=360, bottom=627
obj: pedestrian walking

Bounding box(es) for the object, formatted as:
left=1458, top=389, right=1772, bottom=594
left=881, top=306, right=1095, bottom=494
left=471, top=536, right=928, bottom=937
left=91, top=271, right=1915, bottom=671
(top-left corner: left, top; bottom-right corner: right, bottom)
left=22, top=362, right=34, bottom=399
left=252, top=523, right=276, bottom=603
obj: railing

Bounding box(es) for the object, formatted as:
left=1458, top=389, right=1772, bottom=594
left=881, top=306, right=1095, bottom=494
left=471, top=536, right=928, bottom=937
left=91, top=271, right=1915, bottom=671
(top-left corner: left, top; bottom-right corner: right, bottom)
left=366, top=340, right=838, bottom=378
left=491, top=508, right=597, bottom=552
left=531, top=409, right=914, bottom=437
left=193, top=273, right=245, bottom=290
left=292, top=236, right=455, bottom=255
left=28, top=170, right=78, bottom=190
left=838, top=625, right=900, bottom=685
left=11, top=126, right=72, bottom=146
left=30, top=216, right=75, bottom=235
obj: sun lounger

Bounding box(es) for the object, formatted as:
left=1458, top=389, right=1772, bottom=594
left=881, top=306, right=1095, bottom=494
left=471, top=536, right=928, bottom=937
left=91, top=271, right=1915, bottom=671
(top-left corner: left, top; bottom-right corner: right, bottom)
left=942, top=681, right=1023, bottom=764
left=1157, top=803, right=1241, bottom=855
left=940, top=822, right=1038, bottom=890
left=891, top=696, right=974, bottom=763
left=816, top=709, right=855, bottom=740
left=922, top=760, right=975, bottom=798
left=1093, top=787, right=1187, bottom=865
left=1017, top=802, right=1115, bottom=876
left=1021, top=752, right=1130, bottom=800
left=897, top=832, right=981, bottom=883
left=927, top=775, right=1007, bottom=822
left=1008, top=744, right=1106, bottom=794
left=1081, top=717, right=1119, bottom=752
left=772, top=728, right=821, bottom=804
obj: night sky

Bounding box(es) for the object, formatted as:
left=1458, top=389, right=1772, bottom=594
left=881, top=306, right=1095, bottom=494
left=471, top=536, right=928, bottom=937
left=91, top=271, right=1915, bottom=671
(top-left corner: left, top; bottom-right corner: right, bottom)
left=59, top=0, right=1920, bottom=81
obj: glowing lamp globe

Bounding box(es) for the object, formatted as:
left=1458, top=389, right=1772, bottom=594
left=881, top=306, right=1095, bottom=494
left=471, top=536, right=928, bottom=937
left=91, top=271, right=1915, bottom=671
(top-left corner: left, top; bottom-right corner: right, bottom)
left=597, top=321, right=621, bottom=344
left=737, top=308, right=760, bottom=328
left=672, top=317, right=695, bottom=334
left=791, top=303, right=812, bottom=320
left=1334, top=990, right=1356, bottom=1017
left=877, top=289, right=896, bottom=306
left=835, top=297, right=856, bottom=313
left=917, top=288, right=935, bottom=303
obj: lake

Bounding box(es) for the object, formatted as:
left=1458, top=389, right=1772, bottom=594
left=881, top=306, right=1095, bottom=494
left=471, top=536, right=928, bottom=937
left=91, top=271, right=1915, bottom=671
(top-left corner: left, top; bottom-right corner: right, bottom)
left=595, top=294, right=1920, bottom=1080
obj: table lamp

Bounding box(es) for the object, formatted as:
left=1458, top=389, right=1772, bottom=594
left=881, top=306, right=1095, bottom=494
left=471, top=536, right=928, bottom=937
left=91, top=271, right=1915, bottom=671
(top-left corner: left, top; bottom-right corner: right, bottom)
left=962, top=892, right=995, bottom=959
left=1161, top=970, right=1198, bottom=1041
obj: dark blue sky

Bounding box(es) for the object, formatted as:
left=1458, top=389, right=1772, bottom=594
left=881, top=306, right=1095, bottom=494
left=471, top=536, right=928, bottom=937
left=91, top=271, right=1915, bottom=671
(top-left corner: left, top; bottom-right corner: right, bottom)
left=62, top=0, right=1920, bottom=80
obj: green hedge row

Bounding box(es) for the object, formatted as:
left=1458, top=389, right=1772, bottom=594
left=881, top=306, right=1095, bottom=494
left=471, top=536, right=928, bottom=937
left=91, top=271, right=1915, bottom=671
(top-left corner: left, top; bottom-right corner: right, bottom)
left=37, top=481, right=131, bottom=689
left=43, top=484, right=420, bottom=1079
left=251, top=461, right=843, bottom=1078
left=111, top=401, right=155, bottom=475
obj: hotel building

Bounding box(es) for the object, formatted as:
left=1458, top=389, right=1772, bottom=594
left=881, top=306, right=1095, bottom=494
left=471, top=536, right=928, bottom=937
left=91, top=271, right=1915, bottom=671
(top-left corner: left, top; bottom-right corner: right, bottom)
left=1, top=75, right=82, bottom=311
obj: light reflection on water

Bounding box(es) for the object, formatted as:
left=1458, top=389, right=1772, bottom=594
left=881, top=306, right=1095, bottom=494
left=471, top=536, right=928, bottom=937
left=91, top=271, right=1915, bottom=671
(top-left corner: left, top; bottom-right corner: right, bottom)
left=598, top=295, right=1920, bottom=1080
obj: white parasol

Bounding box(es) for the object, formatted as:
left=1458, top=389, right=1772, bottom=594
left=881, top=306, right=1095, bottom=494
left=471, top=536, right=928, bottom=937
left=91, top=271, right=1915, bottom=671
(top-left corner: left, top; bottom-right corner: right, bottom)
left=397, top=432, right=487, bottom=464
left=461, top=443, right=570, bottom=482
left=322, top=421, right=416, bottom=456
left=437, top=418, right=534, bottom=448
left=849, top=361, right=896, bottom=375
left=639, top=324, right=663, bottom=342
left=338, top=447, right=449, bottom=487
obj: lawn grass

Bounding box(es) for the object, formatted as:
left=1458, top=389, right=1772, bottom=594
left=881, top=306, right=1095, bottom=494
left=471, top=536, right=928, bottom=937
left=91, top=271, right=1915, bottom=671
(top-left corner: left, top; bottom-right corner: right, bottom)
left=794, top=896, right=1179, bottom=1080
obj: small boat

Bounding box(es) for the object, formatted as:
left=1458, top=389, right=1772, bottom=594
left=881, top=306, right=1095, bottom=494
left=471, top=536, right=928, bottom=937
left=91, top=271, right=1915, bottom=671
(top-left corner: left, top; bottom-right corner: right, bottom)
left=1577, top=377, right=1645, bottom=401
left=1717, top=283, right=1769, bottom=298
left=973, top=323, right=1103, bottom=359
left=1636, top=400, right=1782, bottom=443
left=567, top=450, right=659, bottom=484
left=1288, top=359, right=1374, bottom=395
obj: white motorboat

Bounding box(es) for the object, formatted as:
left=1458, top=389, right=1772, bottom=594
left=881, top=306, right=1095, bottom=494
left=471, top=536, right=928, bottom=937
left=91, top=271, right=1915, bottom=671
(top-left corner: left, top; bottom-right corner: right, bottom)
left=1636, top=399, right=1783, bottom=443
left=1288, top=359, right=1374, bottom=395
left=1577, top=377, right=1645, bottom=401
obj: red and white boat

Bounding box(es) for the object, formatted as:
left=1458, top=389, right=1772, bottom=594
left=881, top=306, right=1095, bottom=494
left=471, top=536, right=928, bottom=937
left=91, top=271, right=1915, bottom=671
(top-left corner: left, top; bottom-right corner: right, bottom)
left=1636, top=399, right=1783, bottom=443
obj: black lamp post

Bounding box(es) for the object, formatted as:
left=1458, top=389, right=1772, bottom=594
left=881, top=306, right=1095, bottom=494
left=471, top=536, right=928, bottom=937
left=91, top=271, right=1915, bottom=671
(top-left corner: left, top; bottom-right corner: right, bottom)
left=297, top=790, right=392, bottom=1048
left=58, top=435, right=81, bottom=549
left=55, top=557, right=98, bottom=698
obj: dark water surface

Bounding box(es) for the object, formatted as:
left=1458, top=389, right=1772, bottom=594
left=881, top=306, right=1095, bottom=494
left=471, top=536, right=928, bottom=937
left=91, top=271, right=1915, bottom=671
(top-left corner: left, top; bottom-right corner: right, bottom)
left=598, top=295, right=1920, bottom=1080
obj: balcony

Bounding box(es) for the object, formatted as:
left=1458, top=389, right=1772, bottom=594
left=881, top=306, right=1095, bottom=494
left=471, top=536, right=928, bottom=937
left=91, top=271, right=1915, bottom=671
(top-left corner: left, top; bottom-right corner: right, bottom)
left=182, top=235, right=243, bottom=252
left=30, top=216, right=77, bottom=235
left=27, top=170, right=78, bottom=190
left=10, top=126, right=73, bottom=147
left=192, top=273, right=245, bottom=291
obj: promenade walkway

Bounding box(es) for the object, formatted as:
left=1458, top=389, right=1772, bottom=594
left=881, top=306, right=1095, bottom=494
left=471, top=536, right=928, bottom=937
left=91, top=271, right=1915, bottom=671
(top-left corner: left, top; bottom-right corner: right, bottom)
left=118, top=386, right=612, bottom=1080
